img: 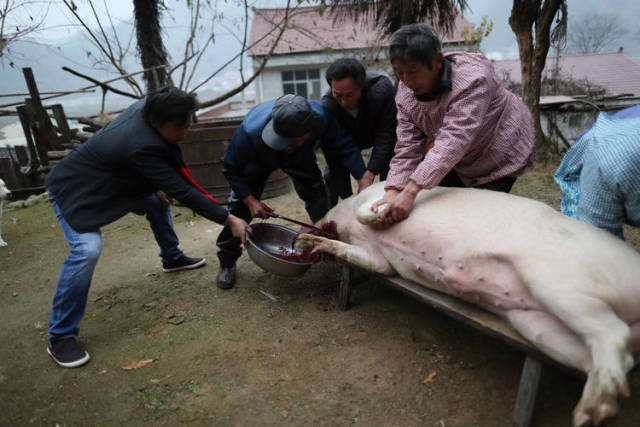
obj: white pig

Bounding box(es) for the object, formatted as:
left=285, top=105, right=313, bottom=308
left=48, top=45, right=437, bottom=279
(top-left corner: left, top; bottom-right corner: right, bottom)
left=296, top=182, right=640, bottom=427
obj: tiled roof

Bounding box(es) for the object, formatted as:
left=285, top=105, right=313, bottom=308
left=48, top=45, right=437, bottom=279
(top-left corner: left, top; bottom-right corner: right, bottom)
left=493, top=52, right=640, bottom=97
left=249, top=5, right=472, bottom=56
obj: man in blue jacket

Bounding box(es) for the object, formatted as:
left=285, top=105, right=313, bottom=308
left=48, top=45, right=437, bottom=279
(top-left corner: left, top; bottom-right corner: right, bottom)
left=45, top=87, right=251, bottom=368
left=216, top=94, right=366, bottom=289
left=555, top=105, right=640, bottom=239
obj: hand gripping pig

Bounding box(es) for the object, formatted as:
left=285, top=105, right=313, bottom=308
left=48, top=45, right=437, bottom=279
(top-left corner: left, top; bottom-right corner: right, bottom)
left=296, top=182, right=640, bottom=426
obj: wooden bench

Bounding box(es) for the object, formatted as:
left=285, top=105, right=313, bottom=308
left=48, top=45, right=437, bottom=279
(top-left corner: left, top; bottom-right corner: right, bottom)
left=335, top=262, right=585, bottom=427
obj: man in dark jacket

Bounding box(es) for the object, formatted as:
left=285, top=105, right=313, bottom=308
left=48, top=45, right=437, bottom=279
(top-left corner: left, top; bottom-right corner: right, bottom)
left=322, top=58, right=397, bottom=206
left=45, top=87, right=251, bottom=368
left=216, top=94, right=366, bottom=289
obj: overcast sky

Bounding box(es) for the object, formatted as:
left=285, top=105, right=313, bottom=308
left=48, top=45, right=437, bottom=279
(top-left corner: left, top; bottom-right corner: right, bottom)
left=10, top=0, right=640, bottom=61
left=2, top=0, right=639, bottom=109
left=465, top=0, right=640, bottom=61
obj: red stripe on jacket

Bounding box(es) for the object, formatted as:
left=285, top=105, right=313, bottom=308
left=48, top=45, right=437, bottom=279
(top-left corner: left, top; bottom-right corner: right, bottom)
left=179, top=167, right=218, bottom=204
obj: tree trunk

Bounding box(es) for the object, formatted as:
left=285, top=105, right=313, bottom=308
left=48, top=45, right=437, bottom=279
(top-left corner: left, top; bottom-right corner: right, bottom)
left=509, top=0, right=566, bottom=161
left=133, top=0, right=171, bottom=92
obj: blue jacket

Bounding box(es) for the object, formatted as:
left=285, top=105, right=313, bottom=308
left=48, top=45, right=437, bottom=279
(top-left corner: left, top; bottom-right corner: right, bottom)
left=554, top=105, right=640, bottom=238
left=222, top=99, right=366, bottom=199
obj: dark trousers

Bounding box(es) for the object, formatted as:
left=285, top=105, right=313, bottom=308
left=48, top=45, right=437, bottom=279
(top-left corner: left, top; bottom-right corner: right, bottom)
left=438, top=170, right=517, bottom=193
left=325, top=161, right=390, bottom=207
left=216, top=171, right=330, bottom=267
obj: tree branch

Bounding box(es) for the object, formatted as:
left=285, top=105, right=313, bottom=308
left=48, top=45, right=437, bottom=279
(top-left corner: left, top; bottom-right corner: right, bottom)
left=62, top=66, right=141, bottom=99
left=62, top=0, right=143, bottom=95
left=197, top=0, right=293, bottom=109
left=190, top=1, right=299, bottom=94
left=178, top=0, right=200, bottom=89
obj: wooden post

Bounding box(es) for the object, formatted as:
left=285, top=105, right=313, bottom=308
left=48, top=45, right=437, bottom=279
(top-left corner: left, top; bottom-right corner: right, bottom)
left=22, top=98, right=49, bottom=166
left=16, top=105, right=45, bottom=167
left=14, top=146, right=29, bottom=165
left=13, top=146, right=41, bottom=187
left=338, top=264, right=353, bottom=311
left=22, top=67, right=45, bottom=106
left=22, top=67, right=58, bottom=153
left=50, top=104, right=72, bottom=143
left=513, top=356, right=543, bottom=427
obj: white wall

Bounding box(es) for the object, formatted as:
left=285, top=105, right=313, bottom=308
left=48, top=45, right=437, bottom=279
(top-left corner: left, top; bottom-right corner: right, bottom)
left=252, top=48, right=393, bottom=103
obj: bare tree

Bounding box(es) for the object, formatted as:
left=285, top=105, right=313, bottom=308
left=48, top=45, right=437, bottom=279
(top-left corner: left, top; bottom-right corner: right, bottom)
left=62, top=0, right=144, bottom=96
left=196, top=0, right=296, bottom=109
left=175, top=0, right=217, bottom=91
left=133, top=0, right=172, bottom=92
left=509, top=0, right=567, bottom=160
left=0, top=0, right=50, bottom=61
left=58, top=0, right=306, bottom=110
left=567, top=11, right=628, bottom=54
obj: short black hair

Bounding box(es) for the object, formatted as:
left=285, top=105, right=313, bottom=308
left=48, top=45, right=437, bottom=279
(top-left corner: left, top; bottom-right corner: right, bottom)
left=325, top=58, right=366, bottom=88
left=143, top=86, right=198, bottom=127
left=389, top=23, right=442, bottom=69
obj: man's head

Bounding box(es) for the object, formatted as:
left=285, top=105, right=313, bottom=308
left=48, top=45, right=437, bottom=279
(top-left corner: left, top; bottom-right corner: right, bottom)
left=262, top=94, right=314, bottom=151
left=326, top=58, right=366, bottom=110
left=389, top=23, right=444, bottom=97
left=144, top=86, right=198, bottom=144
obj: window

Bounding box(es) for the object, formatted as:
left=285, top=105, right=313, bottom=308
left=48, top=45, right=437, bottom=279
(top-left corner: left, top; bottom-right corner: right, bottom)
left=282, top=69, right=321, bottom=100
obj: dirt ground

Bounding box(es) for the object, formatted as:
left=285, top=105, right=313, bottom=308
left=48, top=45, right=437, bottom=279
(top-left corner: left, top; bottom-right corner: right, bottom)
left=1, top=162, right=639, bottom=427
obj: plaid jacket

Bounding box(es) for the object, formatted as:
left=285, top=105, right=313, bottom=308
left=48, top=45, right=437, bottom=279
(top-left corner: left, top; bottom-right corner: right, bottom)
left=555, top=107, right=640, bottom=238
left=386, top=52, right=535, bottom=191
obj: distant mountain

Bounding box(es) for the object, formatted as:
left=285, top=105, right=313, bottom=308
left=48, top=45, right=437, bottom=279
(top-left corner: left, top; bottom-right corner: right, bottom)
left=1, top=4, right=251, bottom=117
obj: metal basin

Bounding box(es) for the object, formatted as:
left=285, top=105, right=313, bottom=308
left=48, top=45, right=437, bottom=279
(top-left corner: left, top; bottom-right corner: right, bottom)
left=246, top=223, right=319, bottom=277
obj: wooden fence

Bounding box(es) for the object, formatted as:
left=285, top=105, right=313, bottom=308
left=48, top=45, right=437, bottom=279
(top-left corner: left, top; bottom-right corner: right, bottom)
left=0, top=68, right=85, bottom=199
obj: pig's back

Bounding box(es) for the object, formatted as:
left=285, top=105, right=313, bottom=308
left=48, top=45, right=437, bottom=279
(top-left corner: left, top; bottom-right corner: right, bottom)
left=356, top=184, right=640, bottom=310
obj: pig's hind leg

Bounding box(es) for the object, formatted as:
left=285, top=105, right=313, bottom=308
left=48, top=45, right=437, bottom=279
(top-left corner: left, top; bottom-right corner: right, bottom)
left=506, top=309, right=592, bottom=372
left=296, top=234, right=395, bottom=275
left=528, top=288, right=633, bottom=426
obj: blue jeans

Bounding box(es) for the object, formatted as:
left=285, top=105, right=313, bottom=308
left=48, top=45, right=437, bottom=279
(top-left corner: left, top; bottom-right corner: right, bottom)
left=48, top=194, right=183, bottom=341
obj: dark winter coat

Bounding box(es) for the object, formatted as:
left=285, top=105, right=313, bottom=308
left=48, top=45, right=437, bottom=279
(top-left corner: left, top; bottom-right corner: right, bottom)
left=46, top=100, right=228, bottom=232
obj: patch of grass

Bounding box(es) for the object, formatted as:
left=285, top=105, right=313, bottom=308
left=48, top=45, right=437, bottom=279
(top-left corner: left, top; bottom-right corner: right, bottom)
left=172, top=206, right=203, bottom=224
left=185, top=379, right=200, bottom=395
left=135, top=385, right=167, bottom=412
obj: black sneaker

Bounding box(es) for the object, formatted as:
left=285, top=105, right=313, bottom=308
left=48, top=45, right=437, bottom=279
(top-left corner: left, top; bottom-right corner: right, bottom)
left=162, top=255, right=206, bottom=273
left=47, top=337, right=90, bottom=368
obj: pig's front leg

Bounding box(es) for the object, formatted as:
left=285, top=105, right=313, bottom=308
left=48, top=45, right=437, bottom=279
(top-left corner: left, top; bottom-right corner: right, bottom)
left=296, top=234, right=395, bottom=275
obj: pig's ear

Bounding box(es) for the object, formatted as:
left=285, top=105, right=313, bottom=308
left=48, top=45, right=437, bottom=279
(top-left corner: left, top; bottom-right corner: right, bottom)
left=356, top=199, right=388, bottom=224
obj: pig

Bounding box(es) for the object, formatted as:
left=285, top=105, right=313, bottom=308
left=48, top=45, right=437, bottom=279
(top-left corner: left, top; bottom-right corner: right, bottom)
left=296, top=182, right=640, bottom=427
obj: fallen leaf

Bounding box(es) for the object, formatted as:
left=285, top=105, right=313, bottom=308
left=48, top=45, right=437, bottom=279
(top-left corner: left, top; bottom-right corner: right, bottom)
left=423, top=371, right=437, bottom=384
left=122, top=358, right=155, bottom=370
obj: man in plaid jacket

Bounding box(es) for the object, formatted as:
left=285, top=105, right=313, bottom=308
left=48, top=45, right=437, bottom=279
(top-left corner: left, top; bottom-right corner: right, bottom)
left=371, top=23, right=535, bottom=229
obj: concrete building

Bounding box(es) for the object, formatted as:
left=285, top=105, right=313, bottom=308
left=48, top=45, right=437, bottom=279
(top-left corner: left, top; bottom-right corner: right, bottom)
left=248, top=5, right=475, bottom=103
